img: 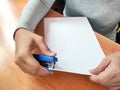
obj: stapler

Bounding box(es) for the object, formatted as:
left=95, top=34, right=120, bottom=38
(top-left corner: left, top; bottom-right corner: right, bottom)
left=33, top=54, right=58, bottom=72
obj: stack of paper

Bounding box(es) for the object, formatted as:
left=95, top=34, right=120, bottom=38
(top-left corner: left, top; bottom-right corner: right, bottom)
left=44, top=17, right=105, bottom=75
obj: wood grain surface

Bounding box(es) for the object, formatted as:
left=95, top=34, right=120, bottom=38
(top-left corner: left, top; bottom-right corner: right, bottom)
left=0, top=0, right=120, bottom=90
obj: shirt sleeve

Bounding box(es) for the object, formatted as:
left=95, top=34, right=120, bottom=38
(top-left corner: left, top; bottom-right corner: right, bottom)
left=16, top=0, right=55, bottom=32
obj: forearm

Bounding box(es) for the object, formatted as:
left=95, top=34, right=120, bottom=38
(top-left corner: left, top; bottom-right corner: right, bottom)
left=16, top=0, right=55, bottom=32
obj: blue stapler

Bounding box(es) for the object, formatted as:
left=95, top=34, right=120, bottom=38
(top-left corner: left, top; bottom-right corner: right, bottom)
left=33, top=54, right=58, bottom=72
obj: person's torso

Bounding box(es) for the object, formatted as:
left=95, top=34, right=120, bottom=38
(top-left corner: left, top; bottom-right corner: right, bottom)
left=64, top=0, right=120, bottom=40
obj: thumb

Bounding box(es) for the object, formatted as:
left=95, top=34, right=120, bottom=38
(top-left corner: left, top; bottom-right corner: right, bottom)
left=34, top=36, right=56, bottom=56
left=89, top=57, right=111, bottom=75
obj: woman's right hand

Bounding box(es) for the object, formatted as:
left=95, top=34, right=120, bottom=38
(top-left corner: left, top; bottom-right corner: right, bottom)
left=14, top=29, right=56, bottom=76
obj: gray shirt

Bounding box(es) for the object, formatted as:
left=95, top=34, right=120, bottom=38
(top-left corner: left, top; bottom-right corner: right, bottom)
left=17, top=0, right=120, bottom=41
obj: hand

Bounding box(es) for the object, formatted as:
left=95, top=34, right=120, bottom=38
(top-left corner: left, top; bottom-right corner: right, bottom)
left=89, top=51, right=120, bottom=90
left=14, top=29, right=56, bottom=76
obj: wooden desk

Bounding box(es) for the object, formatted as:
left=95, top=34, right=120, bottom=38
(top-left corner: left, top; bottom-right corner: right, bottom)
left=0, top=0, right=120, bottom=90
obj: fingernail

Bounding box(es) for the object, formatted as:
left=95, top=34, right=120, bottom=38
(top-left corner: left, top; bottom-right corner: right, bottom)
left=89, top=69, right=94, bottom=73
left=47, top=51, right=56, bottom=56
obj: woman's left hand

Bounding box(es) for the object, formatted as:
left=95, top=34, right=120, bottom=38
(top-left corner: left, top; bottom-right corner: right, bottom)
left=90, top=51, right=120, bottom=90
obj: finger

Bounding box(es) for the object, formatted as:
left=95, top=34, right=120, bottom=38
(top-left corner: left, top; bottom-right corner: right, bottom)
left=109, top=82, right=120, bottom=89
left=15, top=53, right=50, bottom=76
left=34, top=36, right=56, bottom=56
left=109, top=85, right=120, bottom=90
left=89, top=57, right=111, bottom=75
left=90, top=64, right=116, bottom=86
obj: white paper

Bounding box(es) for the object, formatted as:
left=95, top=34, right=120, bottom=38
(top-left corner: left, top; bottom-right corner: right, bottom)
left=44, top=17, right=105, bottom=75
